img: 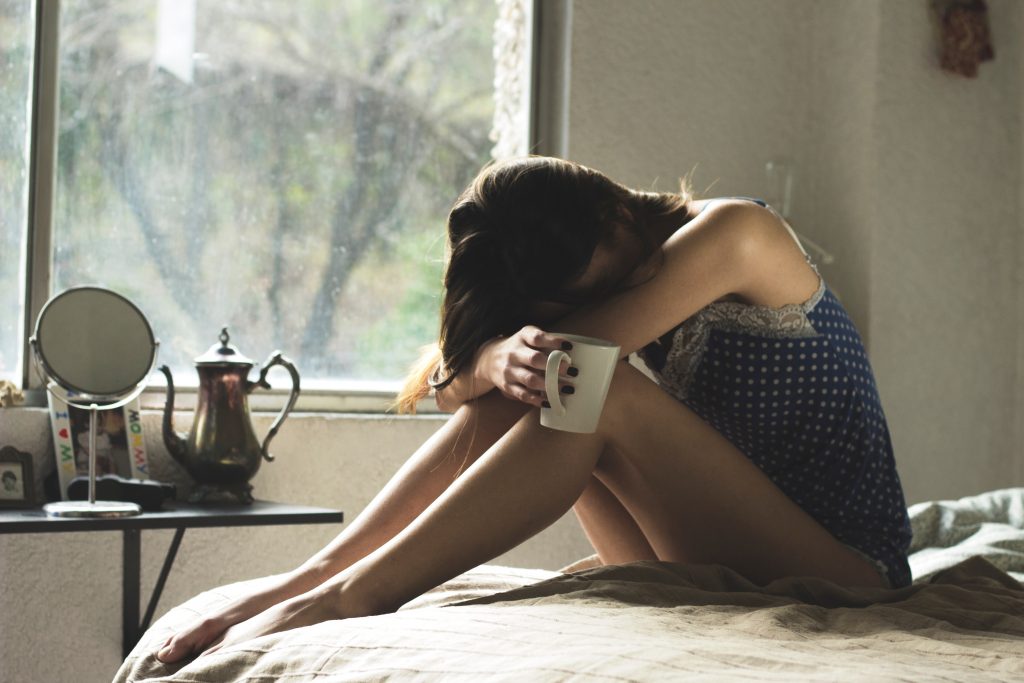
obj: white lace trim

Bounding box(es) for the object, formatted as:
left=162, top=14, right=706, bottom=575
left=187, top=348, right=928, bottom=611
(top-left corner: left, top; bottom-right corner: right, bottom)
left=639, top=259, right=827, bottom=400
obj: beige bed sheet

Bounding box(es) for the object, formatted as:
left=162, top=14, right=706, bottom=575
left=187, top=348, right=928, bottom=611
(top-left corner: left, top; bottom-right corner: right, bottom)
left=115, top=555, right=1024, bottom=682
left=116, top=488, right=1024, bottom=682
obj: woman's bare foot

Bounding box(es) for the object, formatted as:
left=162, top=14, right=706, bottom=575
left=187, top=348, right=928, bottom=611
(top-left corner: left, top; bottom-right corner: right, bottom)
left=194, top=590, right=343, bottom=658
left=155, top=572, right=308, bottom=663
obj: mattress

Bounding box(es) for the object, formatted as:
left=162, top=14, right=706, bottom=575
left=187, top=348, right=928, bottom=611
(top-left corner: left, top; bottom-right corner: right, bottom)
left=115, top=487, right=1024, bottom=682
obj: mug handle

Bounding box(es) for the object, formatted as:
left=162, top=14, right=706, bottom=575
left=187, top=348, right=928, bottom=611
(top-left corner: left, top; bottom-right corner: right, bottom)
left=545, top=350, right=570, bottom=417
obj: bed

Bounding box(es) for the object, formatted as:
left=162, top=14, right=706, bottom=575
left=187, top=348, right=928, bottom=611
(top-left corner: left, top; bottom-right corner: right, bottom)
left=116, top=487, right=1024, bottom=681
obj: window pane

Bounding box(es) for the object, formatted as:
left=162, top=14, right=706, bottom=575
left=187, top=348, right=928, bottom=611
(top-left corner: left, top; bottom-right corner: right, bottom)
left=0, top=0, right=35, bottom=384
left=54, top=0, right=501, bottom=386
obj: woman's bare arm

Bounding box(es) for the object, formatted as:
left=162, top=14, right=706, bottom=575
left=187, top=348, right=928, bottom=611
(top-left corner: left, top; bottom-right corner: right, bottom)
left=435, top=328, right=578, bottom=413
left=434, top=338, right=501, bottom=412
left=438, top=203, right=782, bottom=415
left=440, top=202, right=792, bottom=415
left=550, top=201, right=783, bottom=356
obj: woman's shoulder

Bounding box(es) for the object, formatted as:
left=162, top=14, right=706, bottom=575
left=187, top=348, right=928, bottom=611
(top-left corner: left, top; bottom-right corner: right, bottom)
left=688, top=195, right=772, bottom=219
left=664, top=196, right=776, bottom=258
left=667, top=197, right=818, bottom=310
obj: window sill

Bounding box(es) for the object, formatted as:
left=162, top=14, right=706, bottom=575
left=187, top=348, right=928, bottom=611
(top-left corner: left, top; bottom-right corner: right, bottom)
left=14, top=380, right=444, bottom=415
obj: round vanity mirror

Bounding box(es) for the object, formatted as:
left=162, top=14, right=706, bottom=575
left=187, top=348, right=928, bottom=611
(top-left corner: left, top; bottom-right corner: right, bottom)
left=31, top=285, right=160, bottom=518
left=35, top=287, right=156, bottom=398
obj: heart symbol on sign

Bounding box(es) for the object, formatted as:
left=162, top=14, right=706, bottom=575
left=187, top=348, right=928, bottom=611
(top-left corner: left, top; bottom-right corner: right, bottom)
left=59, top=428, right=69, bottom=439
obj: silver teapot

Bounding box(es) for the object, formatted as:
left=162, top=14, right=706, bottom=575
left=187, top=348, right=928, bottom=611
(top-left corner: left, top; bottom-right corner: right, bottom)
left=159, top=327, right=300, bottom=503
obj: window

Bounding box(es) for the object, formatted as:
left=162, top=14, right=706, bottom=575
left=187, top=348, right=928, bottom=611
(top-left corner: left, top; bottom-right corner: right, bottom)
left=0, top=0, right=35, bottom=385
left=6, top=0, right=533, bottom=410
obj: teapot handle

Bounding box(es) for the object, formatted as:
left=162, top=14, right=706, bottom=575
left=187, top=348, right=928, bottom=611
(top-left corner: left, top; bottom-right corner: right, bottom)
left=253, top=351, right=301, bottom=462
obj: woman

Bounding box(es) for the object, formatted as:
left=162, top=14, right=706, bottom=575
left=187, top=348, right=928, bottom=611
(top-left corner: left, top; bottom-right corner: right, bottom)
left=156, top=156, right=913, bottom=663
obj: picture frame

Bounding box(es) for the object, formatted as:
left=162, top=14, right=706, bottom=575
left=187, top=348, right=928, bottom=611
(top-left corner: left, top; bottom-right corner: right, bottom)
left=47, top=383, right=150, bottom=500
left=0, top=446, right=36, bottom=508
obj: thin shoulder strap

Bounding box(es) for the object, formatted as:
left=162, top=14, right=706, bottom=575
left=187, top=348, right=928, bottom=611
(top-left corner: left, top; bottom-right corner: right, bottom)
left=763, top=204, right=810, bottom=259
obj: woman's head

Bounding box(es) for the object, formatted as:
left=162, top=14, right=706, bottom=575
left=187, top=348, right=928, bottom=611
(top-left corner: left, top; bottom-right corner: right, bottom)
left=393, top=155, right=691, bottom=412
left=446, top=156, right=630, bottom=306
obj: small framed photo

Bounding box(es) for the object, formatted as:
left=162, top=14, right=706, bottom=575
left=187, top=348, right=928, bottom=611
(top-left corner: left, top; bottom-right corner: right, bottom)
left=0, top=446, right=36, bottom=508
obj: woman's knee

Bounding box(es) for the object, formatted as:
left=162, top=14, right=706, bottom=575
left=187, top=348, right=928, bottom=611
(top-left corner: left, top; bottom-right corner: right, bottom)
left=434, top=392, right=535, bottom=478
left=595, top=360, right=713, bottom=463
left=453, top=390, right=533, bottom=435
left=597, top=360, right=659, bottom=436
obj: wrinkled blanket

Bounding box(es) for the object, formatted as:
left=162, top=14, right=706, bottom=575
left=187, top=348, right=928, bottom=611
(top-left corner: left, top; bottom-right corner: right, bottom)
left=116, top=488, right=1024, bottom=682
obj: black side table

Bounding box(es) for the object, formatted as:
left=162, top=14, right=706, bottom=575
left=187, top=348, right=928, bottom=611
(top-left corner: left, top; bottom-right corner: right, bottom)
left=0, top=500, right=344, bottom=658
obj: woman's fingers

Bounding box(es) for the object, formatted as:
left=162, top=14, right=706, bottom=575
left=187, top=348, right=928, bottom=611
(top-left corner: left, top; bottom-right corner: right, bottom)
left=510, top=365, right=575, bottom=394
left=501, top=383, right=544, bottom=407
left=519, top=325, right=574, bottom=353
left=504, top=376, right=579, bottom=408
left=514, top=348, right=575, bottom=378
left=157, top=634, right=197, bottom=663
left=499, top=326, right=578, bottom=407
left=156, top=637, right=186, bottom=663
left=507, top=367, right=576, bottom=407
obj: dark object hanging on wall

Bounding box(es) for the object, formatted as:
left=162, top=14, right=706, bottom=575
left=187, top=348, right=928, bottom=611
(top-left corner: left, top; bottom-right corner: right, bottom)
left=933, top=0, right=995, bottom=78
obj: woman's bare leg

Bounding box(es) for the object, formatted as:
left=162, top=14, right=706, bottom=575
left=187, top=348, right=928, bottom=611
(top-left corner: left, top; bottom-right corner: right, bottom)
left=321, top=360, right=886, bottom=617
left=297, top=391, right=531, bottom=585
left=157, top=392, right=530, bottom=662
left=573, top=474, right=657, bottom=564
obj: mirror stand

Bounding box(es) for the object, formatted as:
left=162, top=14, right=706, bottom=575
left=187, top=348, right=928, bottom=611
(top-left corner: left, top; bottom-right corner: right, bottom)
left=40, top=382, right=151, bottom=518
left=29, top=285, right=161, bottom=519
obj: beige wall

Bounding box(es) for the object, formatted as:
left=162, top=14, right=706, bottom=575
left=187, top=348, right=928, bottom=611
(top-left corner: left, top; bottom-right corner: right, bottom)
left=568, top=0, right=1023, bottom=504
left=868, top=0, right=1022, bottom=502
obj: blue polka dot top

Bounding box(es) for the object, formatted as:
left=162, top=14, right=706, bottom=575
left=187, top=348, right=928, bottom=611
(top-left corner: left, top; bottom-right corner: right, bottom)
left=635, top=197, right=914, bottom=588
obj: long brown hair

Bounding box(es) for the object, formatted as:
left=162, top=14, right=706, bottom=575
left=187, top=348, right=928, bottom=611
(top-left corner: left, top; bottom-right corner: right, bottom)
left=392, top=156, right=693, bottom=414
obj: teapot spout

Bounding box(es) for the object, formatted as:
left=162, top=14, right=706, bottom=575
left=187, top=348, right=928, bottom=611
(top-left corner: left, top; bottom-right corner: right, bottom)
left=158, top=365, right=187, bottom=464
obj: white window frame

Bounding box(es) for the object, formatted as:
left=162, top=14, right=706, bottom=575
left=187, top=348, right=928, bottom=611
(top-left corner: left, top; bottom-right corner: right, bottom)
left=17, top=0, right=570, bottom=414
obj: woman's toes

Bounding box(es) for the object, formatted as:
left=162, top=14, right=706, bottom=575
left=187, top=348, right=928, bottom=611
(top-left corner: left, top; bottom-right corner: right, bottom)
left=156, top=641, right=182, bottom=662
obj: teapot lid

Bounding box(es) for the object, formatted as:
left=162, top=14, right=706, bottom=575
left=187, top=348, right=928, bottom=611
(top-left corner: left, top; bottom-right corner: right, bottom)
left=195, top=327, right=254, bottom=366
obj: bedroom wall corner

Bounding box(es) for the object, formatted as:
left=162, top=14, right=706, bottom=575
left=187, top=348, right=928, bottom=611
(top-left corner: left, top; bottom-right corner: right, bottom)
left=1017, top=0, right=1024, bottom=487
left=802, top=0, right=882, bottom=341
left=867, top=0, right=1023, bottom=504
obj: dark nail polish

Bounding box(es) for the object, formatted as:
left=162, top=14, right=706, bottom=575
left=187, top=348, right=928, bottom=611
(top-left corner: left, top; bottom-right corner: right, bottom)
left=561, top=341, right=573, bottom=350
left=567, top=367, right=579, bottom=377
left=542, top=400, right=551, bottom=408
left=561, top=386, right=574, bottom=395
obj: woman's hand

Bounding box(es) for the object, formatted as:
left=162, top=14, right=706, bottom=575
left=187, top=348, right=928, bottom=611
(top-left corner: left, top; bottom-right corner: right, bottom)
left=476, top=325, right=577, bottom=408
left=154, top=572, right=303, bottom=664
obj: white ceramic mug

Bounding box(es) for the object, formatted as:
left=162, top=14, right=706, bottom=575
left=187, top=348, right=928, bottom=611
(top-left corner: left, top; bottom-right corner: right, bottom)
left=540, top=333, right=621, bottom=434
